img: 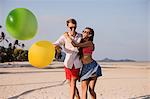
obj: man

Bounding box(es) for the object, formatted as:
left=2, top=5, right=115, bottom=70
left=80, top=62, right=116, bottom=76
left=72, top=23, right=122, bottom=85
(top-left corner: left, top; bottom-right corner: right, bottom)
left=53, top=18, right=82, bottom=99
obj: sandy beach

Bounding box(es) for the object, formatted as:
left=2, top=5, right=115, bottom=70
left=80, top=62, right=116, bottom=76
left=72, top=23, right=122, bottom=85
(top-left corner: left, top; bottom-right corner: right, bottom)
left=0, top=61, right=149, bottom=99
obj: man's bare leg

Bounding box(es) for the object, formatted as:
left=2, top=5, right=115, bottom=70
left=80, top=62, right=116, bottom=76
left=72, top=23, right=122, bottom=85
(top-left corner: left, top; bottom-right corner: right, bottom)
left=69, top=78, right=80, bottom=99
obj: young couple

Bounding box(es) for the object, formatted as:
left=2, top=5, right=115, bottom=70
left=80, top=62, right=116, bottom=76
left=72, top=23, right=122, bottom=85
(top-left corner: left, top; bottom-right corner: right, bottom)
left=54, top=18, right=102, bottom=99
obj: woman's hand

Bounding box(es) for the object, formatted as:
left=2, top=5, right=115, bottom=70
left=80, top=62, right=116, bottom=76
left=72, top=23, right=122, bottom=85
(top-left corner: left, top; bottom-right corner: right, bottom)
left=64, top=32, right=72, bottom=42
left=64, top=32, right=69, bottom=38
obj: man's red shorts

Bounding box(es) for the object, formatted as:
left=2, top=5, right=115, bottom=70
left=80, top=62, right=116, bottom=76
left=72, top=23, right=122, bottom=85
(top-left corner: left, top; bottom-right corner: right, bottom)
left=64, top=65, right=80, bottom=80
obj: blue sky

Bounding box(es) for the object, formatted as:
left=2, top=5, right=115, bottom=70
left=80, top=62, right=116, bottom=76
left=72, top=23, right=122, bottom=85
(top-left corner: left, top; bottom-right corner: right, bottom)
left=0, top=0, right=149, bottom=61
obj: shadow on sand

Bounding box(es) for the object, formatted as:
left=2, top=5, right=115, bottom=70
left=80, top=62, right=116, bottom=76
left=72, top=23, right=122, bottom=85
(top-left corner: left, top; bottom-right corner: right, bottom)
left=8, top=80, right=66, bottom=99
left=129, top=95, right=150, bottom=99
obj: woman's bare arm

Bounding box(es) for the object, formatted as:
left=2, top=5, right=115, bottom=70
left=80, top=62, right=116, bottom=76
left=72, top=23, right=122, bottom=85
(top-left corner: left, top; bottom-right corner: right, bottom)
left=64, top=32, right=72, bottom=43
left=71, top=41, right=93, bottom=48
left=64, top=32, right=93, bottom=48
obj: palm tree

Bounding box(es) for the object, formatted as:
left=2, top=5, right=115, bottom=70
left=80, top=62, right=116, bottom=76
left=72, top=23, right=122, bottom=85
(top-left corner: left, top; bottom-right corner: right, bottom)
left=0, top=25, right=9, bottom=45
left=7, top=43, right=14, bottom=62
left=14, top=40, right=21, bottom=46
left=12, top=40, right=19, bottom=51
left=21, top=43, right=25, bottom=49
left=8, top=43, right=12, bottom=48
left=13, top=40, right=25, bottom=49
left=0, top=32, right=9, bottom=43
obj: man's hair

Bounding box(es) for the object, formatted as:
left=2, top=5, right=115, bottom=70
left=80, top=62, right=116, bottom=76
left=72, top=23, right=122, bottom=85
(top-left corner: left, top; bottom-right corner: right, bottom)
left=66, top=18, right=77, bottom=26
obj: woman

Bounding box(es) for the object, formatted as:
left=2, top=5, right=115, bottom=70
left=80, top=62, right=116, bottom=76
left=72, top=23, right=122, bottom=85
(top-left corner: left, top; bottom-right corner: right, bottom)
left=64, top=27, right=102, bottom=99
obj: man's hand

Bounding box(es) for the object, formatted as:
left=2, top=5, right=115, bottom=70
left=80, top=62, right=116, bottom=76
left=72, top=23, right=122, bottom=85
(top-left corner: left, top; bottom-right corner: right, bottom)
left=53, top=44, right=62, bottom=51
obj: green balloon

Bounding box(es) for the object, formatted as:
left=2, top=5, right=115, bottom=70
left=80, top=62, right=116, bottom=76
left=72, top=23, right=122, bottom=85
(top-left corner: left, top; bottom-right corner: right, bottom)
left=6, top=8, right=38, bottom=40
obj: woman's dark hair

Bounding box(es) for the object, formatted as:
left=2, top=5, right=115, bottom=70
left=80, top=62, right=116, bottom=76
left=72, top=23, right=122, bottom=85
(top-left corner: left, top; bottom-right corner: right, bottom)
left=85, top=27, right=94, bottom=41
left=66, top=18, right=77, bottom=27
left=78, top=27, right=95, bottom=59
left=78, top=39, right=84, bottom=59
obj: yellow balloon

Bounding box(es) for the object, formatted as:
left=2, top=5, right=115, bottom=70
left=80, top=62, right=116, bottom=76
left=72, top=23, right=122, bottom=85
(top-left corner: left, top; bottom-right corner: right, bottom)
left=28, top=40, right=55, bottom=68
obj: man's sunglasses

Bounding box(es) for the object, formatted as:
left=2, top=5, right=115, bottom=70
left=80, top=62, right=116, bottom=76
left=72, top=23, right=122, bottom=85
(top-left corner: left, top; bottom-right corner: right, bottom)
left=69, top=27, right=76, bottom=30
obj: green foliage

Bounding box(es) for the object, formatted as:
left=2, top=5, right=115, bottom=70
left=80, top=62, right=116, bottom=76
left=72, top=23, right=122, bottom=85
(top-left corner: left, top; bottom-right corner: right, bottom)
left=0, top=46, right=28, bottom=63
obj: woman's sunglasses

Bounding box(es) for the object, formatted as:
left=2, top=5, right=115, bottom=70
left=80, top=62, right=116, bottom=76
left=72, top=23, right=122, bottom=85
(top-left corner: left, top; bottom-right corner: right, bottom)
left=82, top=30, right=90, bottom=34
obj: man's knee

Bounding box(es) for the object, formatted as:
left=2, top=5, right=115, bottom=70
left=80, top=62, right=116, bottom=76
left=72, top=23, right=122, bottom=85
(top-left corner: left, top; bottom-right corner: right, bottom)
left=70, top=78, right=77, bottom=86
left=71, top=77, right=77, bottom=82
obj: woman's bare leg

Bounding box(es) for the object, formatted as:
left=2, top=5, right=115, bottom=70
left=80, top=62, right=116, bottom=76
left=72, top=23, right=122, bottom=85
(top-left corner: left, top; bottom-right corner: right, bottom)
left=81, top=80, right=89, bottom=99
left=89, top=77, right=97, bottom=99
